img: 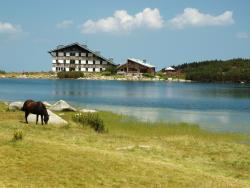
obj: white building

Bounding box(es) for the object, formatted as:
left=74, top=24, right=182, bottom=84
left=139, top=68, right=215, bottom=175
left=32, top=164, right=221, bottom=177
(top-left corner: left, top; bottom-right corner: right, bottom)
left=48, top=42, right=116, bottom=72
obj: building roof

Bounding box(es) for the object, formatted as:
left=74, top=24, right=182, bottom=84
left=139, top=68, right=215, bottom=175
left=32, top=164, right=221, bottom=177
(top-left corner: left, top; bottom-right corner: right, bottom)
left=48, top=42, right=115, bottom=65
left=128, top=58, right=155, bottom=68
left=165, top=66, right=175, bottom=71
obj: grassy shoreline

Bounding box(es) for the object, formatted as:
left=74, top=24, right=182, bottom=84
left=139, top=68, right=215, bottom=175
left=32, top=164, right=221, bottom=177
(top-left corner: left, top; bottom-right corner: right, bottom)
left=0, top=102, right=250, bottom=187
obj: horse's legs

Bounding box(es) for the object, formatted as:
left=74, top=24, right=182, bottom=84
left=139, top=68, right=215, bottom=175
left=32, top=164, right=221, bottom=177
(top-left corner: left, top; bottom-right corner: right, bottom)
left=41, top=115, right=44, bottom=125
left=25, top=111, right=29, bottom=123
left=36, top=115, right=38, bottom=124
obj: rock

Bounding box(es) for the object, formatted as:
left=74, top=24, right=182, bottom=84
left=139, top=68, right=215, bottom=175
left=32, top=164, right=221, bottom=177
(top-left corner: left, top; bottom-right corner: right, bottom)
left=49, top=100, right=76, bottom=112
left=8, top=101, right=24, bottom=111
left=80, top=108, right=97, bottom=113
left=43, top=101, right=52, bottom=107
left=27, top=110, right=68, bottom=125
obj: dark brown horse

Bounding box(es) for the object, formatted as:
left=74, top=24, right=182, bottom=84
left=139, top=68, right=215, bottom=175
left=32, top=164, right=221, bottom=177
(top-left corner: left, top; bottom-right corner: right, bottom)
left=21, top=100, right=49, bottom=125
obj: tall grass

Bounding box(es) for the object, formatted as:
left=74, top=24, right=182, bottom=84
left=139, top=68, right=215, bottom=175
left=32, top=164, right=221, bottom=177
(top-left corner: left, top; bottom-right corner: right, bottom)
left=72, top=112, right=106, bottom=133
left=12, top=129, right=23, bottom=141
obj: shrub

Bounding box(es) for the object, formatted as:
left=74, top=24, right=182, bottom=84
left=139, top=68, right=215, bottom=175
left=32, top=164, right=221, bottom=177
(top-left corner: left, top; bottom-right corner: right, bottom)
left=13, top=129, right=23, bottom=141
left=101, top=66, right=117, bottom=76
left=57, top=71, right=84, bottom=79
left=73, top=113, right=106, bottom=133
left=0, top=70, right=6, bottom=74
left=142, top=73, right=155, bottom=78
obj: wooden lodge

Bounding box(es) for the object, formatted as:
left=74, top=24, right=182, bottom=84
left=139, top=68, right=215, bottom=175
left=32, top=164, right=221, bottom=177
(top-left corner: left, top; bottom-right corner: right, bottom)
left=117, top=58, right=155, bottom=75
left=48, top=42, right=116, bottom=72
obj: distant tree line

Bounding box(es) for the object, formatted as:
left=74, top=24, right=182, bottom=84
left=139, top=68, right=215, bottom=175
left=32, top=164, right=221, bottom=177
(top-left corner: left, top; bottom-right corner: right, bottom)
left=0, top=70, right=6, bottom=74
left=174, top=58, right=250, bottom=83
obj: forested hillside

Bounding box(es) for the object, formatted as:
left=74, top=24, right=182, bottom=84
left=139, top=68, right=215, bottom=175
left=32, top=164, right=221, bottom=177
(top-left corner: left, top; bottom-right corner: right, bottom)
left=175, top=58, right=250, bottom=83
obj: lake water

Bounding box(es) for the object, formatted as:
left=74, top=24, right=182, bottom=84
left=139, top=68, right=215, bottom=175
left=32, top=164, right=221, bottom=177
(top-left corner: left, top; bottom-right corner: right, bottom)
left=0, top=78, right=250, bottom=133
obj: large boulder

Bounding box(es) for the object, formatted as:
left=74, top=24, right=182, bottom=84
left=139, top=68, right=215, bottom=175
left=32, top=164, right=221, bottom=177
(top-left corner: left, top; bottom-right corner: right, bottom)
left=27, top=110, right=68, bottom=125
left=8, top=101, right=24, bottom=111
left=49, top=100, right=76, bottom=112
left=43, top=101, right=52, bottom=107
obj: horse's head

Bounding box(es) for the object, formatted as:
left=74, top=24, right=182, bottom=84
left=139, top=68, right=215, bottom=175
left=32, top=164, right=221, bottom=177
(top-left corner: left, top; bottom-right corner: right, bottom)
left=44, top=114, right=49, bottom=124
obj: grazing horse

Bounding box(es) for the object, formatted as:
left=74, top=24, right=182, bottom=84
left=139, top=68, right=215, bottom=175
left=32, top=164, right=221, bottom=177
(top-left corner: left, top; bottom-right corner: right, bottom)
left=21, top=100, right=49, bottom=125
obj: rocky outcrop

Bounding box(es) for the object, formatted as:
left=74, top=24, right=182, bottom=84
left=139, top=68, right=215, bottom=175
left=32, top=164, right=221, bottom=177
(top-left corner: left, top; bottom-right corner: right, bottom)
left=8, top=101, right=24, bottom=111
left=49, top=100, right=76, bottom=112
left=27, top=109, right=68, bottom=125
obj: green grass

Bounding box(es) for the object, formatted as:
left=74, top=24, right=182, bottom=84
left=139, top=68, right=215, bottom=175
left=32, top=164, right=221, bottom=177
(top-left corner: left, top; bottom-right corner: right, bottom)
left=0, top=102, right=249, bottom=187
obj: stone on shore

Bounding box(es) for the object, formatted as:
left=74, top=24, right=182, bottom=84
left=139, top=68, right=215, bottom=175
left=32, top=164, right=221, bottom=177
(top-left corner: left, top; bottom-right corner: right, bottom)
left=43, top=101, right=52, bottom=107
left=8, top=101, right=24, bottom=111
left=27, top=110, right=68, bottom=125
left=49, top=100, right=76, bottom=112
left=80, top=108, right=97, bottom=113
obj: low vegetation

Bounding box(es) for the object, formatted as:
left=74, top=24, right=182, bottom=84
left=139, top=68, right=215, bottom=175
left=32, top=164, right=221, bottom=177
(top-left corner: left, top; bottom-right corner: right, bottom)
left=57, top=71, right=84, bottom=79
left=176, top=58, right=250, bottom=83
left=0, top=102, right=250, bottom=187
left=142, top=73, right=155, bottom=78
left=73, top=112, right=106, bottom=133
left=12, top=129, right=23, bottom=141
left=101, top=66, right=117, bottom=76
left=0, top=70, right=6, bottom=74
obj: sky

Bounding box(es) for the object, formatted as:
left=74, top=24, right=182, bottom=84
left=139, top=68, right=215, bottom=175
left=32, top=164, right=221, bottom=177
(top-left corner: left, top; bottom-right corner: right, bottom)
left=0, top=0, right=249, bottom=71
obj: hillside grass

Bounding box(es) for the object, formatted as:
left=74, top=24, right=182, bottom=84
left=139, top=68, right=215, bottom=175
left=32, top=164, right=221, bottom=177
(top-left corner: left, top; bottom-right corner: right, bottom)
left=0, top=102, right=250, bottom=187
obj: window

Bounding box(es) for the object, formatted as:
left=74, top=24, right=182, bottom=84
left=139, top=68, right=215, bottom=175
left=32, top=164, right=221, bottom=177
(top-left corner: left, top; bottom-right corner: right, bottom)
left=86, top=68, right=88, bottom=72
left=64, top=60, right=66, bottom=64
left=70, top=52, right=75, bottom=56
left=100, top=61, right=102, bottom=65
left=79, top=60, right=81, bottom=64
left=86, top=60, right=88, bottom=64
left=70, top=60, right=75, bottom=64
left=93, top=68, right=95, bottom=72
left=100, top=68, right=102, bottom=71
left=93, top=60, right=95, bottom=65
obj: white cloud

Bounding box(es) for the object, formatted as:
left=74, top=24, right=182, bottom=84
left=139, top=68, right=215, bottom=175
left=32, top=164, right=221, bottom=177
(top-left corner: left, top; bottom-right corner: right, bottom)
left=56, top=20, right=74, bottom=29
left=81, top=8, right=164, bottom=34
left=236, top=32, right=248, bottom=39
left=169, top=8, right=234, bottom=29
left=0, top=21, right=23, bottom=34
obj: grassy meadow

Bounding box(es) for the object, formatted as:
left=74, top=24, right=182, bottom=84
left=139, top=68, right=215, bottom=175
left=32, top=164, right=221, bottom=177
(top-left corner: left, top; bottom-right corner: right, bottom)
left=0, top=102, right=249, bottom=187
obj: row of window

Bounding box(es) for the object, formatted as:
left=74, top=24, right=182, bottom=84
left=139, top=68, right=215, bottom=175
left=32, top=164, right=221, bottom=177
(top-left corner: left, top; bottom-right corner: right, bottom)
left=57, top=52, right=93, bottom=57
left=55, top=67, right=104, bottom=72
left=54, top=59, right=107, bottom=65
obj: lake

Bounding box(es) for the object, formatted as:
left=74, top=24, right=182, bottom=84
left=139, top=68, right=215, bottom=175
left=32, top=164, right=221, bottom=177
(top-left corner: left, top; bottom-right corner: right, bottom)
left=0, top=78, right=250, bottom=133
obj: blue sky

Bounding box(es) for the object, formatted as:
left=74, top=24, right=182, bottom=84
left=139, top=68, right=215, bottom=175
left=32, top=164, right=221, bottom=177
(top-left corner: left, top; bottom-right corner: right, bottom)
left=0, top=0, right=249, bottom=71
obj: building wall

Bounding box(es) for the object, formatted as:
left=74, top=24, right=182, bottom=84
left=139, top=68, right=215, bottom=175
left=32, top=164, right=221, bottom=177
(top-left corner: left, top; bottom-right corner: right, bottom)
left=51, top=45, right=114, bottom=72
left=117, top=60, right=155, bottom=74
